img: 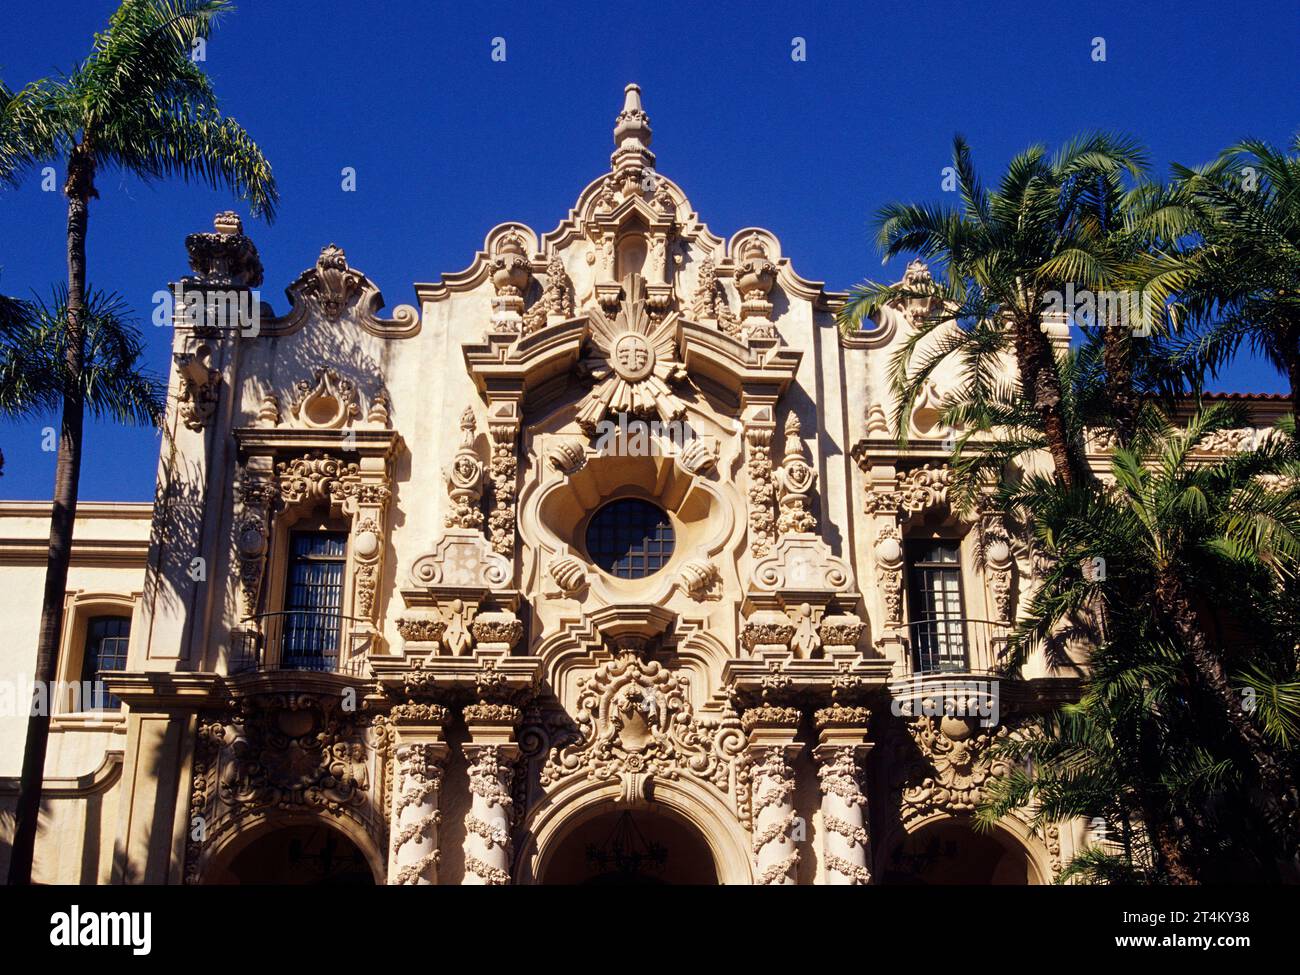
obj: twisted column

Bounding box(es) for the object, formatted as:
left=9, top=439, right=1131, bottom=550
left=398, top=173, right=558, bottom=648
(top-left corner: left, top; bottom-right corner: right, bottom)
left=744, top=706, right=803, bottom=885
left=814, top=706, right=873, bottom=885
left=461, top=703, right=522, bottom=885
left=462, top=744, right=517, bottom=884
left=389, top=742, right=447, bottom=885
left=387, top=703, right=449, bottom=885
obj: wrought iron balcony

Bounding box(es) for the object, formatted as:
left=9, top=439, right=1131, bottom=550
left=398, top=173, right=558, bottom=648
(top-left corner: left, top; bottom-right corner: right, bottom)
left=904, top=617, right=1010, bottom=675
left=231, top=611, right=370, bottom=677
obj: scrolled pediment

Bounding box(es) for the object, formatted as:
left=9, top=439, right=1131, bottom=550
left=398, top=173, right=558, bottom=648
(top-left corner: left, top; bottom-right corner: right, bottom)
left=258, top=244, right=419, bottom=338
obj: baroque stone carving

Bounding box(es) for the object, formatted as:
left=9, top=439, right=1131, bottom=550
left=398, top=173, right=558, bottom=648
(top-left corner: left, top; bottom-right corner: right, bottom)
left=750, top=533, right=853, bottom=594
left=875, top=524, right=904, bottom=626
left=446, top=406, right=485, bottom=530
left=289, top=368, right=359, bottom=430
left=174, top=348, right=221, bottom=431
left=894, top=464, right=952, bottom=521
left=733, top=237, right=777, bottom=331
left=891, top=716, right=1013, bottom=825
left=396, top=617, right=447, bottom=644
left=390, top=743, right=445, bottom=885
left=409, top=529, right=511, bottom=591
left=574, top=273, right=688, bottom=435
left=184, top=694, right=391, bottom=883
left=980, top=512, right=1015, bottom=623
left=773, top=413, right=817, bottom=535
left=277, top=452, right=361, bottom=508
left=487, top=409, right=520, bottom=558
left=675, top=436, right=717, bottom=476
left=184, top=211, right=264, bottom=288
left=271, top=243, right=419, bottom=337
left=523, top=255, right=574, bottom=334
left=489, top=232, right=532, bottom=333
left=677, top=559, right=720, bottom=600
left=818, top=613, right=866, bottom=653
left=815, top=745, right=871, bottom=885
left=746, top=746, right=800, bottom=884
left=740, top=610, right=797, bottom=655
left=745, top=421, right=776, bottom=557
left=463, top=745, right=515, bottom=885
left=548, top=555, right=588, bottom=595
left=469, top=612, right=524, bottom=653
left=547, top=439, right=586, bottom=475
left=234, top=474, right=278, bottom=617
left=540, top=653, right=746, bottom=803
left=689, top=257, right=738, bottom=336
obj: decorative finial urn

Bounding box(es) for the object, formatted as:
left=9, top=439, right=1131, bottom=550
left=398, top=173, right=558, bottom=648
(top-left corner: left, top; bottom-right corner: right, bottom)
left=611, top=83, right=656, bottom=179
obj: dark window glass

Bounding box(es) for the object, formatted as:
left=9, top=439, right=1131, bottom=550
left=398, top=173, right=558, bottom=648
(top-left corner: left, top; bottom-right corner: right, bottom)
left=586, top=499, right=674, bottom=579
left=282, top=531, right=347, bottom=671
left=906, top=540, right=968, bottom=673
left=81, top=615, right=130, bottom=710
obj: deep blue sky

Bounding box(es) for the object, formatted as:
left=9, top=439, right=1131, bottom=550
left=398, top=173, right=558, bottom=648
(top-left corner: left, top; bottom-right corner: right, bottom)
left=1, top=0, right=1297, bottom=502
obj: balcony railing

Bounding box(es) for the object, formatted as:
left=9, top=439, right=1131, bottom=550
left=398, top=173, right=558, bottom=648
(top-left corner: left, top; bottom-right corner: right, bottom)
left=231, top=611, right=370, bottom=677
left=905, top=617, right=1010, bottom=675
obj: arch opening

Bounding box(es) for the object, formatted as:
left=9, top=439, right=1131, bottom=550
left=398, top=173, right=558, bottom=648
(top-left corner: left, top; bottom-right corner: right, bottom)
left=539, top=804, right=719, bottom=885
left=881, top=817, right=1040, bottom=885
left=203, top=821, right=378, bottom=885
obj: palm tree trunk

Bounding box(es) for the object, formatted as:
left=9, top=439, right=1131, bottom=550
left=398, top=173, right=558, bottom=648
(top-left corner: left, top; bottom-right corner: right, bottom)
left=1014, top=314, right=1077, bottom=488
left=7, top=155, right=91, bottom=885
left=1103, top=327, right=1136, bottom=444
left=1155, top=566, right=1300, bottom=862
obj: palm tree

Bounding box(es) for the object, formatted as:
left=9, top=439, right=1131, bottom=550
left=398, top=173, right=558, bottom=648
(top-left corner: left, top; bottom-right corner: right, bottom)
left=0, top=0, right=276, bottom=884
left=978, top=638, right=1207, bottom=884
left=838, top=134, right=1146, bottom=488
left=1155, top=138, right=1300, bottom=427
left=996, top=404, right=1300, bottom=872
left=0, top=287, right=164, bottom=426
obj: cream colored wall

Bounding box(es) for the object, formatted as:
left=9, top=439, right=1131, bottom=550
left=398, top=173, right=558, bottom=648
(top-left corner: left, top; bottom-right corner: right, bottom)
left=0, top=502, right=148, bottom=881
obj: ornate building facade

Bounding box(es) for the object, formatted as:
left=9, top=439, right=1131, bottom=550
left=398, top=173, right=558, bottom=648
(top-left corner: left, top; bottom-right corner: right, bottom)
left=2, top=86, right=1288, bottom=885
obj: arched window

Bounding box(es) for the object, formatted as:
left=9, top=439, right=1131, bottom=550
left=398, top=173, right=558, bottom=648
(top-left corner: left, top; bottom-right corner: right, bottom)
left=586, top=499, right=674, bottom=579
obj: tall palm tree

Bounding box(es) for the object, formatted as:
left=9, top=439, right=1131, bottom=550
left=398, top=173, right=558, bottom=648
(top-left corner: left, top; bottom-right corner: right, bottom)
left=0, top=0, right=276, bottom=884
left=997, top=404, right=1300, bottom=871
left=838, top=134, right=1146, bottom=488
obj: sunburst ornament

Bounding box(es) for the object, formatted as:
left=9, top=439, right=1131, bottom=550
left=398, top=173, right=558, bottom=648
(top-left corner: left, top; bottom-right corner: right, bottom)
left=576, top=274, right=688, bottom=435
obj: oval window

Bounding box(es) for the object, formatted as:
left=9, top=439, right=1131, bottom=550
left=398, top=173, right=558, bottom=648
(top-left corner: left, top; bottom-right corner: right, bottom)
left=585, top=498, right=675, bottom=579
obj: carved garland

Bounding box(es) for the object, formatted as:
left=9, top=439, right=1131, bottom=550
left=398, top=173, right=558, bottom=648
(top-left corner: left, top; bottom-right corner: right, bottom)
left=745, top=423, right=777, bottom=557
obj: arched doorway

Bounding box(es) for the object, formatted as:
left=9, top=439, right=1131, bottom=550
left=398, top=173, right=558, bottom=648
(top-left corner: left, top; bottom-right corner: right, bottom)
left=207, top=823, right=377, bottom=885
left=540, top=805, right=718, bottom=885
left=882, top=818, right=1040, bottom=884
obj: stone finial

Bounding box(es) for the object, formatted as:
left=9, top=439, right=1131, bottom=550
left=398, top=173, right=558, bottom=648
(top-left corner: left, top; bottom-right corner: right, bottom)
left=611, top=83, right=656, bottom=176
left=613, top=83, right=652, bottom=149
left=184, top=211, right=263, bottom=288
left=489, top=232, right=532, bottom=332
left=213, top=211, right=243, bottom=235
left=734, top=237, right=777, bottom=328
